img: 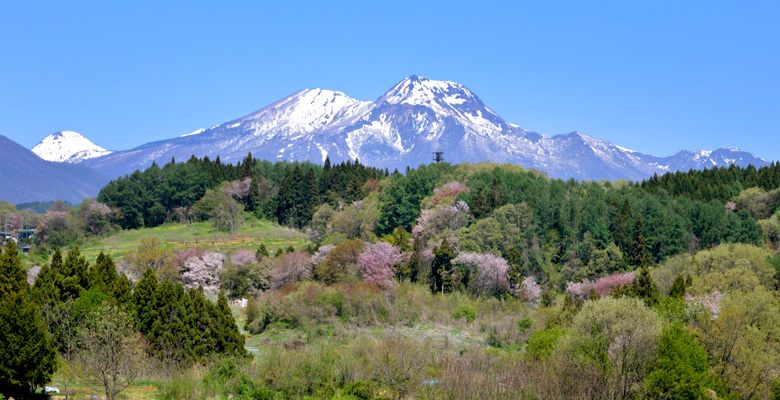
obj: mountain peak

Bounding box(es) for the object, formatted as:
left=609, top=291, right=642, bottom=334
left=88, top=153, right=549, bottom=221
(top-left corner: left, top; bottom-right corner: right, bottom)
left=377, top=75, right=481, bottom=110
left=32, top=131, right=112, bottom=163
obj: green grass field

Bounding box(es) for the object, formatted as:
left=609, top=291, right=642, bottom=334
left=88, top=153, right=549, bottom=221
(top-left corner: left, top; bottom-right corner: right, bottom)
left=72, top=219, right=308, bottom=263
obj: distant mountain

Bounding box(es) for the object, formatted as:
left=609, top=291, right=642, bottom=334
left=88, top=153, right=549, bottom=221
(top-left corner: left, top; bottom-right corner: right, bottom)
left=77, top=75, right=768, bottom=180
left=0, top=135, right=110, bottom=204
left=32, top=130, right=112, bottom=163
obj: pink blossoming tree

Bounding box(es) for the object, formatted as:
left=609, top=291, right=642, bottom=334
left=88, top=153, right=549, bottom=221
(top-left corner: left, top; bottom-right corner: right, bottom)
left=357, top=242, right=406, bottom=290
left=181, top=251, right=225, bottom=292
left=451, top=252, right=510, bottom=296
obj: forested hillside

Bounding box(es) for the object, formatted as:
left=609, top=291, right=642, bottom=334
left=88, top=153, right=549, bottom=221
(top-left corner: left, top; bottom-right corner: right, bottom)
left=4, top=156, right=780, bottom=399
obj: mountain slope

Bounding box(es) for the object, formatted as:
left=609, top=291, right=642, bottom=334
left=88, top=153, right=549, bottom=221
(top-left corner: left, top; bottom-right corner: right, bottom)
left=0, top=135, right=110, bottom=204
left=32, top=130, right=112, bottom=163
left=81, top=75, right=769, bottom=180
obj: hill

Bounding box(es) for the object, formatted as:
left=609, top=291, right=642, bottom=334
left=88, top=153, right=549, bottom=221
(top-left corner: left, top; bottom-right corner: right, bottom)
left=0, top=135, right=110, bottom=203
left=74, top=219, right=308, bottom=264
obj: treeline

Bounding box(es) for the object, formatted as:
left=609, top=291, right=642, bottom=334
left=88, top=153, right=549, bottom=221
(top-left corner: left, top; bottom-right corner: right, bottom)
left=92, top=156, right=780, bottom=289
left=371, top=163, right=767, bottom=289
left=639, top=161, right=780, bottom=203
left=98, top=154, right=386, bottom=230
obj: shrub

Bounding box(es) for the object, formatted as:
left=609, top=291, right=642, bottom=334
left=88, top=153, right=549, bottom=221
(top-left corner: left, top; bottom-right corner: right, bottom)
left=517, top=317, right=533, bottom=333
left=525, top=326, right=566, bottom=361
left=451, top=304, right=477, bottom=323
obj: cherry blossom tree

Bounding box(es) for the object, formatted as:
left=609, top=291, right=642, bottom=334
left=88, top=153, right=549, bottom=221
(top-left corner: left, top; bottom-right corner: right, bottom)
left=432, top=181, right=470, bottom=205
left=357, top=242, right=406, bottom=289
left=413, top=201, right=471, bottom=242
left=685, top=290, right=724, bottom=319
left=181, top=251, right=225, bottom=291
left=451, top=252, right=510, bottom=297
left=566, top=272, right=635, bottom=299
left=592, top=272, right=635, bottom=297
left=310, top=244, right=335, bottom=267
left=80, top=201, right=114, bottom=236
left=223, top=178, right=251, bottom=201
left=270, top=252, right=313, bottom=290
left=566, top=279, right=594, bottom=299
left=231, top=249, right=257, bottom=267
left=26, top=265, right=41, bottom=286
left=515, top=276, right=542, bottom=303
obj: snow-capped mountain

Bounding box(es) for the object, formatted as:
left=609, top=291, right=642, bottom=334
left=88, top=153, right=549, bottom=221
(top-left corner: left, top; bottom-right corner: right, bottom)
left=80, top=75, right=769, bottom=180
left=0, top=135, right=109, bottom=203
left=32, top=131, right=112, bottom=163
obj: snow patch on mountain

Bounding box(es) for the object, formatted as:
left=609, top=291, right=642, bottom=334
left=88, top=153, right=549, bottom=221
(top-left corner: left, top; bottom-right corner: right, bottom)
left=80, top=75, right=771, bottom=181
left=32, top=131, right=112, bottom=163
left=181, top=128, right=205, bottom=137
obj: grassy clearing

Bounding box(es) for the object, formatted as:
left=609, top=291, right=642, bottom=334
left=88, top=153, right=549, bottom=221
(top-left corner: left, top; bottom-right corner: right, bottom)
left=71, top=219, right=307, bottom=263
left=47, top=379, right=159, bottom=400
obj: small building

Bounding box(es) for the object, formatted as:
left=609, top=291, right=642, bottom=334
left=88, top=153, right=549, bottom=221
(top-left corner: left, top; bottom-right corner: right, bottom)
left=230, top=298, right=248, bottom=308
left=16, top=229, right=35, bottom=240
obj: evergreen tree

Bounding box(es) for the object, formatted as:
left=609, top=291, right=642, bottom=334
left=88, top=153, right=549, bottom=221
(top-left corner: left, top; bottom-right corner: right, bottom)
left=241, top=152, right=254, bottom=178
left=89, top=251, right=118, bottom=294
left=133, top=268, right=158, bottom=333
left=668, top=274, right=689, bottom=299
left=619, top=267, right=660, bottom=307
left=0, top=241, right=57, bottom=394
left=57, top=246, right=90, bottom=301
left=610, top=198, right=633, bottom=254
left=469, top=187, right=490, bottom=219
left=0, top=241, right=27, bottom=298
left=246, top=175, right=261, bottom=214
left=628, top=216, right=653, bottom=268
left=112, top=273, right=133, bottom=306
left=430, top=239, right=456, bottom=294
left=256, top=243, right=269, bottom=260
left=146, top=280, right=192, bottom=362
left=303, top=167, right=320, bottom=222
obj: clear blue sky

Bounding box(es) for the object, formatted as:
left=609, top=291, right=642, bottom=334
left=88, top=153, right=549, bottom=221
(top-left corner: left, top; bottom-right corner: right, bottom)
left=1, top=1, right=778, bottom=160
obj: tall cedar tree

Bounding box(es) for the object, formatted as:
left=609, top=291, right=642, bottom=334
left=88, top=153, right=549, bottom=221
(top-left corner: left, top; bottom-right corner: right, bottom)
left=0, top=241, right=57, bottom=395
left=247, top=175, right=261, bottom=214
left=430, top=239, right=456, bottom=294
left=303, top=167, right=320, bottom=223
left=610, top=198, right=634, bottom=254
left=241, top=152, right=254, bottom=178
left=628, top=216, right=653, bottom=268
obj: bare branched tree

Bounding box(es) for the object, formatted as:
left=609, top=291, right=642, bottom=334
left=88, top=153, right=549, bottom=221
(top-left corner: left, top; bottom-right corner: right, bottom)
left=78, top=303, right=146, bottom=400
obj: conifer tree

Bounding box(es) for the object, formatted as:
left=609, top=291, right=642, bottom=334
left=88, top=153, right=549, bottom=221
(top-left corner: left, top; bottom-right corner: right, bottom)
left=628, top=216, right=653, bottom=268
left=133, top=268, right=158, bottom=332
left=668, top=274, right=689, bottom=299
left=303, top=167, right=320, bottom=222
left=89, top=251, right=118, bottom=294
left=256, top=243, right=269, bottom=260
left=0, top=241, right=57, bottom=394
left=610, top=198, right=633, bottom=254
left=430, top=239, right=456, bottom=294
left=247, top=175, right=260, bottom=214
left=112, top=273, right=133, bottom=306
left=241, top=152, right=254, bottom=178
left=618, top=267, right=660, bottom=307
left=57, top=245, right=90, bottom=301
left=146, top=280, right=192, bottom=362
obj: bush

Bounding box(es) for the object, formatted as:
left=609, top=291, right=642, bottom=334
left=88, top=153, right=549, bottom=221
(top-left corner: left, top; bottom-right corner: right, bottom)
left=525, top=326, right=565, bottom=361
left=517, top=317, right=533, bottom=333
left=343, top=380, right=374, bottom=400
left=451, top=304, right=477, bottom=323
